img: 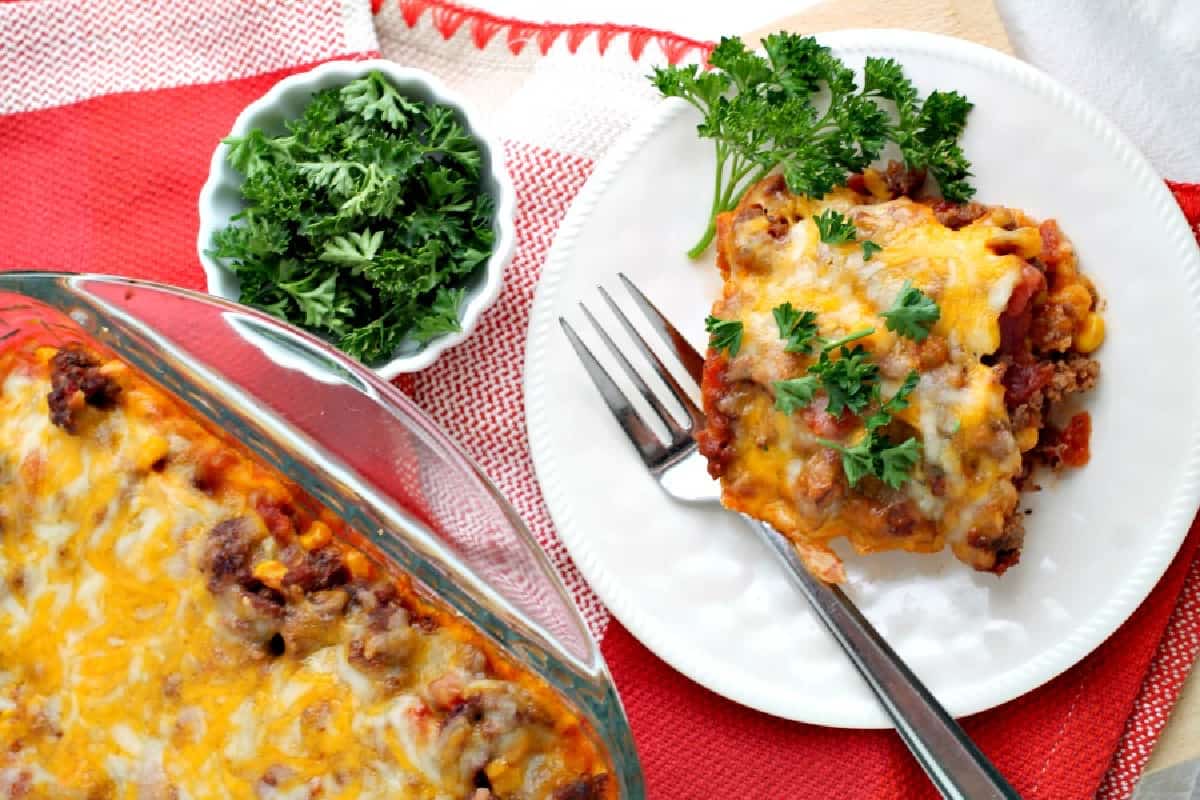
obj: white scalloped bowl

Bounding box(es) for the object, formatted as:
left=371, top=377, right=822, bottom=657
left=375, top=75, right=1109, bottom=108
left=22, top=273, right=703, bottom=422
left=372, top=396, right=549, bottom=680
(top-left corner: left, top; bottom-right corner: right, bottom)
left=196, top=60, right=515, bottom=379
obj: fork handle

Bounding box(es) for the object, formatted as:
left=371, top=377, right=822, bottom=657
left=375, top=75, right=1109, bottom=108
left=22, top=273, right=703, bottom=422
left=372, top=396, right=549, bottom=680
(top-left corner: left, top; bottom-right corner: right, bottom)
left=749, top=518, right=1022, bottom=800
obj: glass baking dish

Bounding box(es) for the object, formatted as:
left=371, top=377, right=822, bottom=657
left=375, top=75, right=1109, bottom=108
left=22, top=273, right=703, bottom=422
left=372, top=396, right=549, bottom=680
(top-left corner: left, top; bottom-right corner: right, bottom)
left=0, top=271, right=644, bottom=798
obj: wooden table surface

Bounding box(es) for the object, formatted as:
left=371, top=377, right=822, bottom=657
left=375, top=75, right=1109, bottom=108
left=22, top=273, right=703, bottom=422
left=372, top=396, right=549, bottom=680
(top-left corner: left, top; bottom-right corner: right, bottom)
left=1148, top=664, right=1200, bottom=772
left=750, top=0, right=1200, bottom=779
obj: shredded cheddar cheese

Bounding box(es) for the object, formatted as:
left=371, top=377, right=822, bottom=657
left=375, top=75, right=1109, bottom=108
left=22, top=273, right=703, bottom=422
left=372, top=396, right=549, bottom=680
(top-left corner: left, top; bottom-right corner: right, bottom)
left=0, top=345, right=610, bottom=800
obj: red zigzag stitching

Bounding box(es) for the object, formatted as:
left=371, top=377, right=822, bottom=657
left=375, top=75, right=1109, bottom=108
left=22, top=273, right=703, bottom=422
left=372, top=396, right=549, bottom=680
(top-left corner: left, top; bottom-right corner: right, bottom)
left=390, top=0, right=712, bottom=64
left=383, top=0, right=1200, bottom=246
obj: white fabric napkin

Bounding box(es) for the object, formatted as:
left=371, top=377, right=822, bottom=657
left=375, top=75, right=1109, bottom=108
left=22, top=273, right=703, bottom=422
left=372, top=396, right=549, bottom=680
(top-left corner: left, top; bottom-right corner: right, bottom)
left=996, top=0, right=1200, bottom=182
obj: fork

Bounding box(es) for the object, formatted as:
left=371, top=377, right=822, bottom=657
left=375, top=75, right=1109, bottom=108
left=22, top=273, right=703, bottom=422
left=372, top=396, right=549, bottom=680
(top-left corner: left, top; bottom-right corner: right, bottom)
left=561, top=273, right=1022, bottom=800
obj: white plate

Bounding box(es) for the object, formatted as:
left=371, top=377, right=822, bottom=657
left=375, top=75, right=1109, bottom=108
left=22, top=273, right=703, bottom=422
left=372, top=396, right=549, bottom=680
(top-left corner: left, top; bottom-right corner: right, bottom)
left=524, top=30, right=1200, bottom=728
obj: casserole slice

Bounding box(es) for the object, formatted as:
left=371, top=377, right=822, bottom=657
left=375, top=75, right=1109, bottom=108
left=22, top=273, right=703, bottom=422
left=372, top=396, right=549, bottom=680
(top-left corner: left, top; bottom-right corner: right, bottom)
left=698, top=171, right=1101, bottom=583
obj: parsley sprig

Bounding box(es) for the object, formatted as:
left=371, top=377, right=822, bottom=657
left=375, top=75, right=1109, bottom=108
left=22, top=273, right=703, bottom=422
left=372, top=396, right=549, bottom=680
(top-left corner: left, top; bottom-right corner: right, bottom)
left=774, top=376, right=818, bottom=414
left=210, top=71, right=494, bottom=364
left=862, top=58, right=975, bottom=204
left=770, top=327, right=877, bottom=416
left=705, top=315, right=744, bottom=356
left=773, top=303, right=820, bottom=353
left=819, top=431, right=922, bottom=489
left=881, top=280, right=940, bottom=341
left=650, top=33, right=974, bottom=257
left=813, top=209, right=858, bottom=244
left=816, top=370, right=922, bottom=489
left=809, top=340, right=878, bottom=415
left=767, top=301, right=927, bottom=488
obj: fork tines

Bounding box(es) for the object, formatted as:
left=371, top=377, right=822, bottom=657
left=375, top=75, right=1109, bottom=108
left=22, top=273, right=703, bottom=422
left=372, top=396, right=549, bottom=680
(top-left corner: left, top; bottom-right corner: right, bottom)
left=559, top=275, right=705, bottom=472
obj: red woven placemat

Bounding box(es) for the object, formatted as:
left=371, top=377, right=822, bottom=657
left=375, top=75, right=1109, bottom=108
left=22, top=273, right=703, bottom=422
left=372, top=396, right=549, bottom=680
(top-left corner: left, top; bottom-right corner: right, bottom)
left=2, top=1, right=1198, bottom=797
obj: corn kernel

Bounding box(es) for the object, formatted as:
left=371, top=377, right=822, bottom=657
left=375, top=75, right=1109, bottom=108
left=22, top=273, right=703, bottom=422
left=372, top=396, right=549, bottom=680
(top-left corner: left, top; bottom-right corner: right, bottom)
left=251, top=560, right=287, bottom=590
left=138, top=434, right=170, bottom=472
left=343, top=550, right=370, bottom=579
left=486, top=759, right=522, bottom=794
left=988, top=208, right=1015, bottom=229
left=1016, top=427, right=1039, bottom=452
left=34, top=346, right=57, bottom=364
left=862, top=168, right=890, bottom=201
left=98, top=360, right=128, bottom=378
left=1074, top=313, right=1105, bottom=354
left=299, top=521, right=332, bottom=551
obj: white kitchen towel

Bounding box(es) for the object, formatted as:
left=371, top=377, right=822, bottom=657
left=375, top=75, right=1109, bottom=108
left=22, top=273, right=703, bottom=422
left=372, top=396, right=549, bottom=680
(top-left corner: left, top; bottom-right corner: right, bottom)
left=995, top=0, right=1200, bottom=182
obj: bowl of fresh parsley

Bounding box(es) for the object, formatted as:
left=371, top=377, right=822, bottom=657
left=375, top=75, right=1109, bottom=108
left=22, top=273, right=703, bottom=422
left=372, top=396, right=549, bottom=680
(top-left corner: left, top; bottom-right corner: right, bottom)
left=197, top=60, right=515, bottom=378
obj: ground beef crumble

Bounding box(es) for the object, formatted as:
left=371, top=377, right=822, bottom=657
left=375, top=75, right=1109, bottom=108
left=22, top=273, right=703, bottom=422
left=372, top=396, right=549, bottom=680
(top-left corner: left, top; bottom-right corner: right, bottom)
left=47, top=346, right=121, bottom=433
left=1003, top=354, right=1099, bottom=439
left=969, top=511, right=1025, bottom=575
left=932, top=200, right=988, bottom=230
left=551, top=775, right=610, bottom=800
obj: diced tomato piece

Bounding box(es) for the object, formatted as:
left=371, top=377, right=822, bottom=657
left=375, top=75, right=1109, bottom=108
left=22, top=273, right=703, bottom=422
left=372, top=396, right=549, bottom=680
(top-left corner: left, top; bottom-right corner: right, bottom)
left=997, top=309, right=1033, bottom=358
left=1039, top=220, right=1064, bottom=270
left=1058, top=412, right=1091, bottom=467
left=996, top=264, right=1046, bottom=357
left=1007, top=264, right=1046, bottom=316
left=256, top=499, right=296, bottom=539
left=801, top=396, right=859, bottom=438
left=192, top=446, right=238, bottom=493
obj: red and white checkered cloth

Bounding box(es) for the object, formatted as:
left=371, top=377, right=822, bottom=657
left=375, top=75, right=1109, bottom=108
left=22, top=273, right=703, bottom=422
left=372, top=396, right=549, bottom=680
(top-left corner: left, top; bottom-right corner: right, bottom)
left=2, top=0, right=1199, bottom=797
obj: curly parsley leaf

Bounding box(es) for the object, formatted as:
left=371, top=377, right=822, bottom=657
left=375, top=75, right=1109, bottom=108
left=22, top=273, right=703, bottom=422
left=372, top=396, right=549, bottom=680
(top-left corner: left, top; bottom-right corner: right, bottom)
left=319, top=230, right=383, bottom=267
left=813, top=209, right=858, bottom=244
left=413, top=287, right=465, bottom=343
left=773, top=302, right=820, bottom=353
left=862, top=240, right=883, bottom=260
left=809, top=343, right=878, bottom=416
left=649, top=33, right=974, bottom=257
left=818, top=430, right=922, bottom=489
left=816, top=434, right=875, bottom=488
left=422, top=106, right=482, bottom=174
left=705, top=315, right=744, bottom=357
left=650, top=35, right=889, bottom=257
left=296, top=159, right=361, bottom=197
left=279, top=272, right=335, bottom=327
left=878, top=436, right=923, bottom=488
left=881, top=280, right=940, bottom=341
left=222, top=129, right=282, bottom=180
left=863, top=57, right=975, bottom=202
left=767, top=306, right=925, bottom=487
left=209, top=70, right=493, bottom=365
left=339, top=71, right=419, bottom=128
left=773, top=376, right=819, bottom=414
left=338, top=308, right=404, bottom=363
left=836, top=369, right=924, bottom=487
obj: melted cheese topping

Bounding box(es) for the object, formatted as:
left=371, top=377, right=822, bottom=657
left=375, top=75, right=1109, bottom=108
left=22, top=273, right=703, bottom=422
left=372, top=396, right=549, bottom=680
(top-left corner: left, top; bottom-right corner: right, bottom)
left=0, top=347, right=608, bottom=799
left=708, top=182, right=1034, bottom=581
